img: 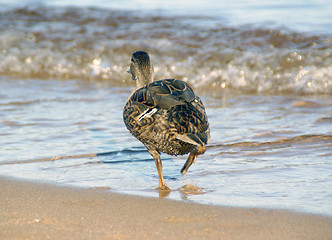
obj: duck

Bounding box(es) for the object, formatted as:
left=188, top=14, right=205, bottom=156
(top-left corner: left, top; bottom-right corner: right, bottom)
left=123, top=51, right=210, bottom=190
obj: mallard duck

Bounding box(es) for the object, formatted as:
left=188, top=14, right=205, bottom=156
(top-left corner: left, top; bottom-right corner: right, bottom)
left=123, top=51, right=210, bottom=190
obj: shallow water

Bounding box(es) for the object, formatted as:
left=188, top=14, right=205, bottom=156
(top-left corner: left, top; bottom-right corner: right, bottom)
left=1, top=78, right=331, bottom=215
left=0, top=2, right=332, bottom=216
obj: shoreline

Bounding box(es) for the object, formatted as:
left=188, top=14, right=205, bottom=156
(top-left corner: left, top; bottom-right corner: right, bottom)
left=1, top=176, right=331, bottom=240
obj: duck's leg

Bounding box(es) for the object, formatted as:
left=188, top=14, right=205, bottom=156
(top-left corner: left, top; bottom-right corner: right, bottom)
left=148, top=148, right=171, bottom=191
left=181, top=145, right=206, bottom=175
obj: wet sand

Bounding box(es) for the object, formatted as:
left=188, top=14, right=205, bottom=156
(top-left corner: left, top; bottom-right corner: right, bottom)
left=1, top=177, right=331, bottom=240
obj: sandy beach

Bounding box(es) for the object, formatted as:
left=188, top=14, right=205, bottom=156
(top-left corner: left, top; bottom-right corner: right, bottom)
left=0, top=177, right=331, bottom=240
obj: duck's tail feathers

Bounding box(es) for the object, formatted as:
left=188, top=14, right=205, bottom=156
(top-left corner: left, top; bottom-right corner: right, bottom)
left=176, top=133, right=209, bottom=146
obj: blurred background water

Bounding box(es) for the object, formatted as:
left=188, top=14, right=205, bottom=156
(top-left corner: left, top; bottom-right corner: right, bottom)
left=0, top=0, right=331, bottom=216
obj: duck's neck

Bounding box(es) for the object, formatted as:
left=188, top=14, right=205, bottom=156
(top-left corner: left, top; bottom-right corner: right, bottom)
left=136, top=65, right=154, bottom=88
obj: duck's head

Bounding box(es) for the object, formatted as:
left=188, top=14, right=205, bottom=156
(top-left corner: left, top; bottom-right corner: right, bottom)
left=128, top=51, right=154, bottom=88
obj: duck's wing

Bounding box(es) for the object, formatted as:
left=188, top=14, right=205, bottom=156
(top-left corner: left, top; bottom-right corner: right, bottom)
left=169, top=96, right=210, bottom=146
left=147, top=79, right=196, bottom=109
left=125, top=79, right=196, bottom=121
left=124, top=79, right=210, bottom=145
left=149, top=79, right=210, bottom=146
left=124, top=79, right=185, bottom=135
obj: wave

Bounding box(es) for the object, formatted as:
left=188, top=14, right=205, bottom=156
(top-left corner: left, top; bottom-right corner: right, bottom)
left=0, top=5, right=331, bottom=94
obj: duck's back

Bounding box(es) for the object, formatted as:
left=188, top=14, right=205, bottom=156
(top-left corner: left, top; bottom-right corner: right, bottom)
left=123, top=79, right=209, bottom=155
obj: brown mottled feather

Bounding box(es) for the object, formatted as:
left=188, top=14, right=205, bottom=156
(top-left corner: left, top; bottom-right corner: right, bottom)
left=124, top=79, right=209, bottom=155
left=123, top=51, right=210, bottom=190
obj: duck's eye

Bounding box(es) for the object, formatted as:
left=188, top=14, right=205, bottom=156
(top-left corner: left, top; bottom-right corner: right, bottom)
left=131, top=58, right=134, bottom=62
